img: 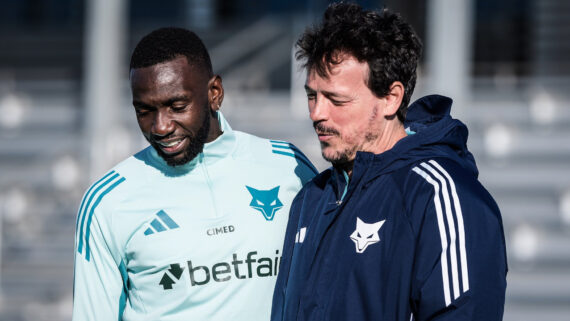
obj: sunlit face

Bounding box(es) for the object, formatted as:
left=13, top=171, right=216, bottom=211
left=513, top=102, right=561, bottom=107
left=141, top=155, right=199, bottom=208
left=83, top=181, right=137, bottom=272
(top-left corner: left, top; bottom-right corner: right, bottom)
left=130, top=56, right=215, bottom=166
left=305, top=55, right=388, bottom=165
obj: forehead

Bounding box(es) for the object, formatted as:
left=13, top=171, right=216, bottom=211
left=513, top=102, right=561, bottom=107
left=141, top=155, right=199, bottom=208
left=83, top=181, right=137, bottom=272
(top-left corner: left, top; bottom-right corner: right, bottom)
left=130, top=56, right=208, bottom=93
left=307, top=55, right=369, bottom=90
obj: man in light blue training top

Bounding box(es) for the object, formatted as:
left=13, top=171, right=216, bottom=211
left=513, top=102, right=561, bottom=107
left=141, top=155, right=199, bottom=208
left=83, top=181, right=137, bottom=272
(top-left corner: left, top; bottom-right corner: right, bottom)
left=72, top=27, right=317, bottom=320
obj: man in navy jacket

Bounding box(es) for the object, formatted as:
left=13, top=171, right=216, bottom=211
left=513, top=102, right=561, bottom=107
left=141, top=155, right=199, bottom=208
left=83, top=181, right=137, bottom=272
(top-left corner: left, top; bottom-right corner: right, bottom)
left=271, top=3, right=507, bottom=321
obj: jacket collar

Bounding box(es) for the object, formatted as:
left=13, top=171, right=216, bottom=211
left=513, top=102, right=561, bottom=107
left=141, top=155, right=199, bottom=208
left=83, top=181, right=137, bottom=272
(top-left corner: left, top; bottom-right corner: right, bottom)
left=340, top=95, right=476, bottom=185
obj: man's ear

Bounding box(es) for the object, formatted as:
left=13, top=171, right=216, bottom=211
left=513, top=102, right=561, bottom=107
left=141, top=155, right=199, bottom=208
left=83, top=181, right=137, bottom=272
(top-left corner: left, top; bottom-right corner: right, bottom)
left=208, top=75, right=224, bottom=112
left=383, top=81, right=404, bottom=117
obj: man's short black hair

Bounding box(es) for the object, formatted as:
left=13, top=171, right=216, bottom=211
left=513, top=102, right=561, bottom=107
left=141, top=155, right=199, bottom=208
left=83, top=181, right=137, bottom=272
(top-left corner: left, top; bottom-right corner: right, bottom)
left=130, top=27, right=213, bottom=76
left=296, top=2, right=423, bottom=122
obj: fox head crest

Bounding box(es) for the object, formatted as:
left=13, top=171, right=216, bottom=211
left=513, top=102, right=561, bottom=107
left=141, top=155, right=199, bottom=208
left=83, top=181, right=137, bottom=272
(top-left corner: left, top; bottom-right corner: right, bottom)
left=246, top=186, right=283, bottom=221
left=350, top=217, right=385, bottom=253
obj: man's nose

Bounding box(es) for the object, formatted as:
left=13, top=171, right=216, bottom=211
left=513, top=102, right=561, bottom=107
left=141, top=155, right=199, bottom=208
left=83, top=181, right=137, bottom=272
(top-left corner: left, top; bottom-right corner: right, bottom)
left=152, top=109, right=174, bottom=137
left=309, top=96, right=328, bottom=122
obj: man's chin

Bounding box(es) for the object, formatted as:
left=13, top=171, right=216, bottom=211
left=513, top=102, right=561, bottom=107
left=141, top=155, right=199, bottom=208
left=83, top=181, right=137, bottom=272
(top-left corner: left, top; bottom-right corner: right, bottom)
left=164, top=155, right=192, bottom=167
left=155, top=147, right=202, bottom=167
left=321, top=148, right=354, bottom=165
left=322, top=152, right=344, bottom=164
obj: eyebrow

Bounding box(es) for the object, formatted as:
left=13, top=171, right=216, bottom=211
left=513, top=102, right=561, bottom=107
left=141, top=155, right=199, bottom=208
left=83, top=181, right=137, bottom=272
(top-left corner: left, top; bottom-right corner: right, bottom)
left=132, top=100, right=150, bottom=108
left=304, top=84, right=351, bottom=100
left=132, top=95, right=190, bottom=108
left=164, top=95, right=191, bottom=106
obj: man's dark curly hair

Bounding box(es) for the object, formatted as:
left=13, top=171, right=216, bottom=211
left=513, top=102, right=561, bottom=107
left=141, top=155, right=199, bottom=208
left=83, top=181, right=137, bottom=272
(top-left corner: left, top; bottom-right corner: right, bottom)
left=296, top=2, right=422, bottom=122
left=130, top=27, right=213, bottom=76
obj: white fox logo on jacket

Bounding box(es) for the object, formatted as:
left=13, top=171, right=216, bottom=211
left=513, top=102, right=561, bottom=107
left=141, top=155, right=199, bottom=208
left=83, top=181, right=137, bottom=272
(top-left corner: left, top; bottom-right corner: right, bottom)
left=350, top=217, right=386, bottom=253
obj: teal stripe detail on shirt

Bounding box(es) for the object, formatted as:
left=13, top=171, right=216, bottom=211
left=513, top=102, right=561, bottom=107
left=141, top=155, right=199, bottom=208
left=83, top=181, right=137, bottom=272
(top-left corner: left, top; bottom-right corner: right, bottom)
left=118, top=259, right=129, bottom=321
left=157, top=210, right=179, bottom=229
left=271, top=143, right=318, bottom=175
left=284, top=144, right=314, bottom=168
left=76, top=171, right=115, bottom=233
left=271, top=144, right=291, bottom=150
left=272, top=149, right=295, bottom=158
left=77, top=172, right=120, bottom=254
left=84, top=176, right=125, bottom=261
left=272, top=150, right=318, bottom=175
left=271, top=142, right=315, bottom=168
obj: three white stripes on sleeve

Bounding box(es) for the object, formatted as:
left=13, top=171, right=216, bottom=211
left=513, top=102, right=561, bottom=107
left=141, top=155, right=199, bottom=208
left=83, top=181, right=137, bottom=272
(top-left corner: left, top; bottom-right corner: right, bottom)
left=412, top=160, right=470, bottom=307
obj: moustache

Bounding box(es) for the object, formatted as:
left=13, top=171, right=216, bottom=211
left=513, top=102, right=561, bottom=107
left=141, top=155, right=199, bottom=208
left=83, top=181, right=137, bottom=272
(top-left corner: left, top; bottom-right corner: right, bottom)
left=313, top=122, right=339, bottom=136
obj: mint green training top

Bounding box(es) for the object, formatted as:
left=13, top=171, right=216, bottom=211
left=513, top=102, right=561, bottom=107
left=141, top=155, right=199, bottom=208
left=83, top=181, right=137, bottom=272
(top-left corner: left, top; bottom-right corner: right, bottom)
left=72, top=112, right=317, bottom=320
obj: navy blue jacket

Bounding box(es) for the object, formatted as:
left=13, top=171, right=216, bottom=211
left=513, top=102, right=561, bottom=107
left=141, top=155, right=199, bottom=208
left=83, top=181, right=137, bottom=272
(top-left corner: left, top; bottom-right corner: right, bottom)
left=271, top=95, right=507, bottom=321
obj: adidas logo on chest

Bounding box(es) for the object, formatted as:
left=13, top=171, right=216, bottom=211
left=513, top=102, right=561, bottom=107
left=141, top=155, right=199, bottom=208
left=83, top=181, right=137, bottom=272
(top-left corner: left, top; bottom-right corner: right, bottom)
left=144, top=210, right=179, bottom=236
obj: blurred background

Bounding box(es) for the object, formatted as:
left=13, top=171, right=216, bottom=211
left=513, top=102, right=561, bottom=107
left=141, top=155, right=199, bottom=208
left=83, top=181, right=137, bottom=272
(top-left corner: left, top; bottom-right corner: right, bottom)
left=0, top=0, right=569, bottom=320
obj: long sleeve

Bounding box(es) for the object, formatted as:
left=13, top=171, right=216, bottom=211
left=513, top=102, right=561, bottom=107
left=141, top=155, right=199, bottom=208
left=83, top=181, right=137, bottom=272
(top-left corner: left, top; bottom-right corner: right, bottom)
left=409, top=159, right=507, bottom=321
left=72, top=173, right=128, bottom=321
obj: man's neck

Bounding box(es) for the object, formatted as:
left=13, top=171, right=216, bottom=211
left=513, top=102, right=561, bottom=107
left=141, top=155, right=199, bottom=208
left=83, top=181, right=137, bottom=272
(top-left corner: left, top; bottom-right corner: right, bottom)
left=335, top=161, right=354, bottom=179
left=339, top=124, right=407, bottom=179
left=205, top=114, right=223, bottom=143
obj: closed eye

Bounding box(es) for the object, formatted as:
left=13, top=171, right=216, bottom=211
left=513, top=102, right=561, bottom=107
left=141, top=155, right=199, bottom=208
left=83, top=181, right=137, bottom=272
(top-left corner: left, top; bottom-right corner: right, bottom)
left=304, top=85, right=316, bottom=101
left=330, top=98, right=348, bottom=106
left=322, top=91, right=351, bottom=107
left=134, top=107, right=152, bottom=117
left=171, top=104, right=188, bottom=112
left=135, top=109, right=148, bottom=117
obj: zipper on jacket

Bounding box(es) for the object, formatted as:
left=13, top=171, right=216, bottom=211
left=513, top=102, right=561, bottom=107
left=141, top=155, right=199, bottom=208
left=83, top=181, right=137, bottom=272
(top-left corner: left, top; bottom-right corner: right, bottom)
left=333, top=169, right=350, bottom=206
left=199, top=153, right=221, bottom=217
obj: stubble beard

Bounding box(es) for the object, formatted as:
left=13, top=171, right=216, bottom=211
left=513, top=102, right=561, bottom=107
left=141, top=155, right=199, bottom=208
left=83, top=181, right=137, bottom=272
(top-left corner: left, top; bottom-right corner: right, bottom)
left=317, top=105, right=381, bottom=166
left=319, top=129, right=379, bottom=166
left=321, top=141, right=356, bottom=166
left=153, top=103, right=211, bottom=167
